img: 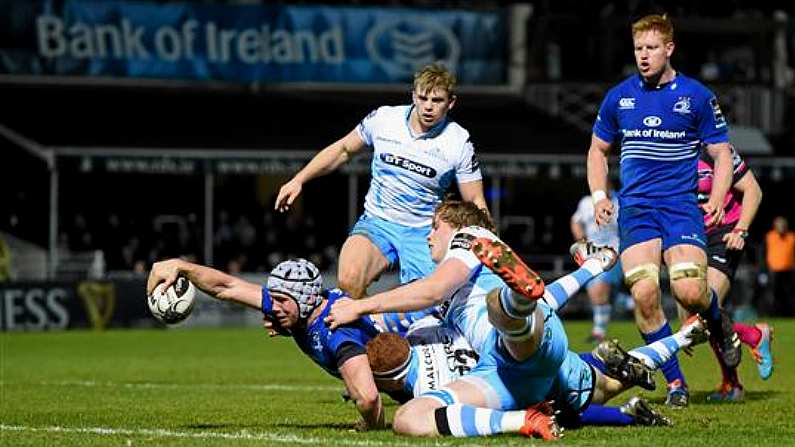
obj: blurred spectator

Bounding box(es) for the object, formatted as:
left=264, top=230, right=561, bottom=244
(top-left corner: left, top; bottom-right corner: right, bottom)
left=764, top=216, right=795, bottom=315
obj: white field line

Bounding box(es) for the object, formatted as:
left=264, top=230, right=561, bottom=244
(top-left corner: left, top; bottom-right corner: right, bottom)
left=0, top=424, right=408, bottom=446
left=0, top=380, right=339, bottom=392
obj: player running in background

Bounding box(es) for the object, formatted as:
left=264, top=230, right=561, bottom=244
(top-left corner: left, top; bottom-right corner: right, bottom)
left=586, top=13, right=739, bottom=408
left=275, top=63, right=487, bottom=318
left=691, top=144, right=773, bottom=401
left=146, top=258, right=389, bottom=431
left=571, top=182, right=631, bottom=342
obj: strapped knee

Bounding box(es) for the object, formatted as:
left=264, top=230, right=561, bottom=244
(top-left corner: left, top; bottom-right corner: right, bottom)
left=669, top=262, right=707, bottom=281
left=624, top=263, right=660, bottom=289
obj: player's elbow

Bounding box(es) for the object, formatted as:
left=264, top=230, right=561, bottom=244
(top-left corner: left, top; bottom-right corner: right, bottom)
left=355, top=390, right=381, bottom=414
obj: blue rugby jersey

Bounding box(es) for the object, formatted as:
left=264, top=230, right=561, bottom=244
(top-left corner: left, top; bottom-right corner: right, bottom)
left=290, top=288, right=382, bottom=378
left=593, top=73, right=729, bottom=206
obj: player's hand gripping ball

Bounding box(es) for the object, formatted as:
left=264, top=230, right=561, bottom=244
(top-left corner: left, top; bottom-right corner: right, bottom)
left=147, top=276, right=196, bottom=324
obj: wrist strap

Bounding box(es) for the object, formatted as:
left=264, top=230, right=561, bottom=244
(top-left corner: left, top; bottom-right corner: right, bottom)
left=592, top=190, right=607, bottom=204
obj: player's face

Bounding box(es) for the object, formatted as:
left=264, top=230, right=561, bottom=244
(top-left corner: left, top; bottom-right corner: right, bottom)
left=428, top=217, right=456, bottom=262
left=270, top=292, right=300, bottom=328
left=632, top=30, right=674, bottom=81
left=412, top=87, right=455, bottom=130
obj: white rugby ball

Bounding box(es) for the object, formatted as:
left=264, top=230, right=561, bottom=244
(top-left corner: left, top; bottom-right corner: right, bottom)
left=147, top=276, right=196, bottom=324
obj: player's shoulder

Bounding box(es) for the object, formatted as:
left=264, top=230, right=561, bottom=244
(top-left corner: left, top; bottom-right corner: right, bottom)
left=606, top=74, right=639, bottom=96
left=364, top=104, right=409, bottom=123
left=676, top=73, right=716, bottom=98
left=450, top=225, right=497, bottom=248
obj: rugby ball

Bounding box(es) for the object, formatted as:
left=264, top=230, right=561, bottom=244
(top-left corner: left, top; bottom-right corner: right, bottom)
left=147, top=276, right=196, bottom=324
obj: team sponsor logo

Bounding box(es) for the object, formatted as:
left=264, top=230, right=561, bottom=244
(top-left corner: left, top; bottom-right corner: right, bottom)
left=681, top=233, right=705, bottom=245
left=642, top=115, right=662, bottom=127
left=450, top=232, right=476, bottom=251
left=618, top=97, right=636, bottom=109
left=375, top=136, right=402, bottom=145
left=380, top=153, right=436, bottom=177
left=365, top=17, right=460, bottom=78
left=673, top=96, right=692, bottom=114
left=710, top=97, right=727, bottom=127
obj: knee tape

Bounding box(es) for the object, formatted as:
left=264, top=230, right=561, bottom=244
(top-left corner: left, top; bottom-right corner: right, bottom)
left=624, top=263, right=660, bottom=289
left=669, top=262, right=707, bottom=281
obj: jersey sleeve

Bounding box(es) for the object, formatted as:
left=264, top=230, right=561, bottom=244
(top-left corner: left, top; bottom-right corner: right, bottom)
left=327, top=325, right=369, bottom=361
left=442, top=227, right=491, bottom=270
left=696, top=91, right=730, bottom=144
left=455, top=133, right=483, bottom=184
left=592, top=89, right=619, bottom=144
left=571, top=196, right=590, bottom=225
left=355, top=107, right=382, bottom=147
left=729, top=145, right=749, bottom=185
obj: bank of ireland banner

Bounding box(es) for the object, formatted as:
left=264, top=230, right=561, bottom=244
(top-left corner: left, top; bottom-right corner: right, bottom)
left=0, top=0, right=506, bottom=84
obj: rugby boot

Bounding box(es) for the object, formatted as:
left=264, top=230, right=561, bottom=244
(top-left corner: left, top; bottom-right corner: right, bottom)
left=569, top=240, right=618, bottom=271
left=518, top=401, right=562, bottom=441
left=750, top=322, right=774, bottom=380
left=680, top=314, right=710, bottom=346
left=472, top=237, right=544, bottom=300
left=707, top=381, right=744, bottom=402
left=620, top=396, right=673, bottom=426
left=665, top=379, right=689, bottom=409
left=594, top=339, right=656, bottom=391
left=706, top=309, right=742, bottom=369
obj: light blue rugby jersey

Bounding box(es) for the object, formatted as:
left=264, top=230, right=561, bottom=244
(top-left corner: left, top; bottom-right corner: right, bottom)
left=356, top=105, right=482, bottom=227
left=593, top=73, right=729, bottom=206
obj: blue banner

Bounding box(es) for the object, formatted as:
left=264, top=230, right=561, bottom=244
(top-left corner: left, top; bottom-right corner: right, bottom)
left=0, top=0, right=506, bottom=84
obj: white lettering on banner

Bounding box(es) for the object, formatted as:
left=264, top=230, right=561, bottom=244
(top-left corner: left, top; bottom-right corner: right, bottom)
left=1, top=288, right=69, bottom=330
left=36, top=14, right=345, bottom=65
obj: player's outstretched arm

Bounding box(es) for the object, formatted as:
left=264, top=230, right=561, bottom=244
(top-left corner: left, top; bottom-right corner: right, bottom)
left=147, top=259, right=262, bottom=310
left=339, top=354, right=385, bottom=431
left=586, top=134, right=614, bottom=226
left=325, top=259, right=470, bottom=329
left=458, top=180, right=489, bottom=213
left=275, top=129, right=366, bottom=212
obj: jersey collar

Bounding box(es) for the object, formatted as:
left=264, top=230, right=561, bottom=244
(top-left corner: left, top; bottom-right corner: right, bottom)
left=637, top=71, right=679, bottom=91
left=405, top=104, right=448, bottom=139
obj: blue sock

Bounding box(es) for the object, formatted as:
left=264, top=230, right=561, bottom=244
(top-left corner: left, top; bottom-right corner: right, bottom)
left=579, top=352, right=608, bottom=375
left=642, top=322, right=687, bottom=387
left=579, top=404, right=634, bottom=426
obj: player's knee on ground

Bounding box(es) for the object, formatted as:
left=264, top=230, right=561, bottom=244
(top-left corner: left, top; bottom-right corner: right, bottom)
left=669, top=262, right=709, bottom=311
left=393, top=399, right=439, bottom=436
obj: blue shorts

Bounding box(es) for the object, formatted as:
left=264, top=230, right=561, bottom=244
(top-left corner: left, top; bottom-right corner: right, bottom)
left=458, top=303, right=569, bottom=410
left=587, top=260, right=624, bottom=290
left=618, top=199, right=706, bottom=253
left=350, top=213, right=435, bottom=284
left=548, top=351, right=595, bottom=414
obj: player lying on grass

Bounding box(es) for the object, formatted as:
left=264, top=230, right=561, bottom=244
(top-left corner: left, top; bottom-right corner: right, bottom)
left=363, top=241, right=708, bottom=431
left=146, top=258, right=391, bottom=431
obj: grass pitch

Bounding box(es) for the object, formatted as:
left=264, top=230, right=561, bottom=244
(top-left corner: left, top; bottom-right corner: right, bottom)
left=2, top=319, right=794, bottom=446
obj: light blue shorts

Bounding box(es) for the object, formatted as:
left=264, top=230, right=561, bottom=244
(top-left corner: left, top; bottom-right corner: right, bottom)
left=457, top=303, right=569, bottom=410
left=548, top=351, right=595, bottom=414
left=350, top=213, right=435, bottom=284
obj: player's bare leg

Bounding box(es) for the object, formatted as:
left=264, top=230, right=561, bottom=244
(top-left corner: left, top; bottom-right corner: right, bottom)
left=393, top=379, right=560, bottom=440
left=337, top=235, right=389, bottom=300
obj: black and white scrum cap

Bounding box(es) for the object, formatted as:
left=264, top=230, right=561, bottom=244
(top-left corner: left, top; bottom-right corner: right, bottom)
left=267, top=258, right=323, bottom=319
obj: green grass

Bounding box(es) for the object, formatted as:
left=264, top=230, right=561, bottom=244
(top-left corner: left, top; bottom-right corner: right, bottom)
left=2, top=320, right=794, bottom=446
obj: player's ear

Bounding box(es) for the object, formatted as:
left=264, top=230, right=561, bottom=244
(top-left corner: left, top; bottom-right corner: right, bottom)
left=665, top=41, right=675, bottom=57
left=448, top=94, right=457, bottom=111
